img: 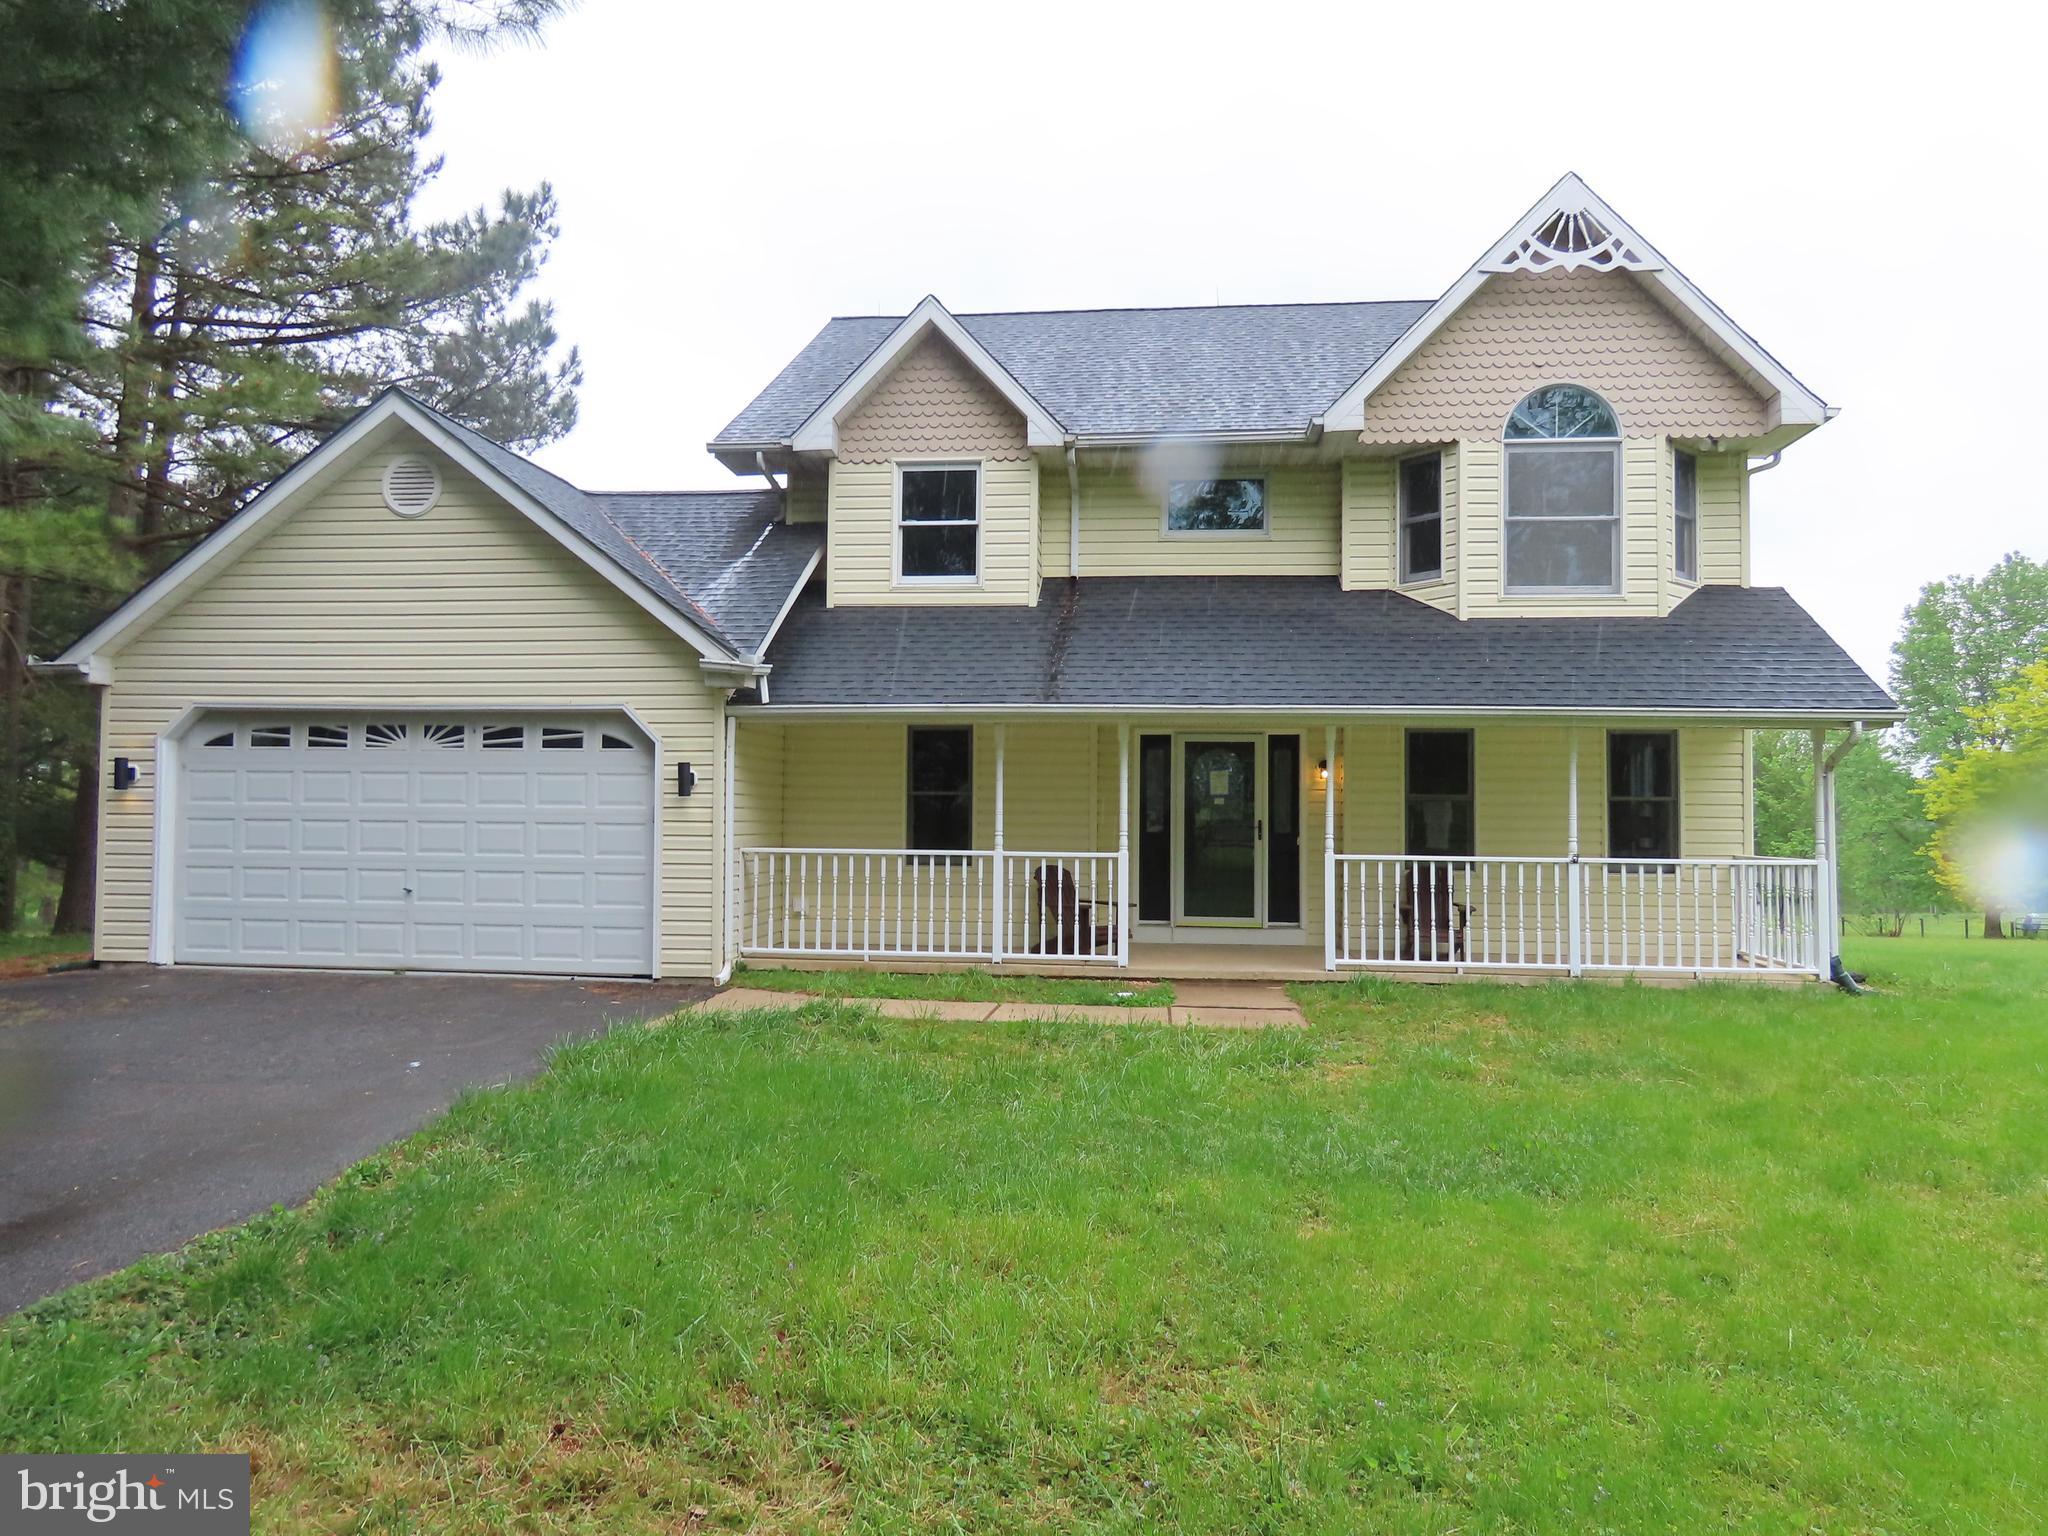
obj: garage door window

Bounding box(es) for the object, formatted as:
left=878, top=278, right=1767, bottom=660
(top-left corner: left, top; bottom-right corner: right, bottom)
left=308, top=724, right=347, bottom=749
left=483, top=725, right=523, bottom=749
left=250, top=725, right=291, bottom=747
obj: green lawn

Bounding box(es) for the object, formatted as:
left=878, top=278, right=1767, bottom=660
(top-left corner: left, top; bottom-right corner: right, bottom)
left=735, top=963, right=1174, bottom=1007
left=3, top=940, right=2044, bottom=1533
left=0, top=928, right=91, bottom=974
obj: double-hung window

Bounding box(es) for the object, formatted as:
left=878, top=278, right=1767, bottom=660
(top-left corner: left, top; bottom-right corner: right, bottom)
left=1404, top=730, right=1474, bottom=858
left=1673, top=448, right=1699, bottom=582
left=1164, top=477, right=1266, bottom=535
left=1607, top=731, right=1678, bottom=861
left=907, top=726, right=973, bottom=860
left=897, top=464, right=980, bottom=583
left=1398, top=452, right=1443, bottom=582
left=1503, top=385, right=1622, bottom=594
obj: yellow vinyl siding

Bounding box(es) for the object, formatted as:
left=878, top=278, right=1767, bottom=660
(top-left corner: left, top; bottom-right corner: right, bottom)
left=1039, top=456, right=1340, bottom=578
left=786, top=467, right=825, bottom=525
left=826, top=456, right=1038, bottom=606
left=1697, top=451, right=1745, bottom=585
left=1339, top=458, right=1393, bottom=590
left=96, top=446, right=725, bottom=977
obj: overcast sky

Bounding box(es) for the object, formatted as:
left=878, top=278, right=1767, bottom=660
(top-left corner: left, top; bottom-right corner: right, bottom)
left=415, top=0, right=2044, bottom=686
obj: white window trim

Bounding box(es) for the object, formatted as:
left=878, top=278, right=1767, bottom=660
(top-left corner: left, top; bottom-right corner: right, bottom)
left=892, top=459, right=984, bottom=588
left=1397, top=451, right=1445, bottom=584
left=1502, top=438, right=1624, bottom=597
left=1159, top=476, right=1272, bottom=540
left=1673, top=446, right=1700, bottom=585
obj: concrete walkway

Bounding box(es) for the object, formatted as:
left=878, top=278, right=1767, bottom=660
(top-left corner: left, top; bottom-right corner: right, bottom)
left=693, top=978, right=1306, bottom=1029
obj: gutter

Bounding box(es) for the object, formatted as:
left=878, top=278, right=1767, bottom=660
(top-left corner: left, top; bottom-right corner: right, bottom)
left=728, top=702, right=1904, bottom=725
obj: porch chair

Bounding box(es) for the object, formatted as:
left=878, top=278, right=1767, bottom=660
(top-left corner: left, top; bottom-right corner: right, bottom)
left=1029, top=864, right=1118, bottom=957
left=1397, top=864, right=1469, bottom=962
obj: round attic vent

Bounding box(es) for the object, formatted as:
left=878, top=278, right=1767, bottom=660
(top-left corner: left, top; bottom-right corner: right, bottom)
left=381, top=454, right=441, bottom=517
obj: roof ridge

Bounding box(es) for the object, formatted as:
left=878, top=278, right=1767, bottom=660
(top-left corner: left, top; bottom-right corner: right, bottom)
left=821, top=297, right=1436, bottom=323
left=592, top=488, right=779, bottom=500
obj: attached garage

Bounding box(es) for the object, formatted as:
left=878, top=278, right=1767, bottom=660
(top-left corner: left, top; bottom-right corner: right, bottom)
left=171, top=712, right=656, bottom=976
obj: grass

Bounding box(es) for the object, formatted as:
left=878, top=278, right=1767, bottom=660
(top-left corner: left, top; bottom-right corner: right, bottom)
left=3, top=940, right=2044, bottom=1532
left=735, top=963, right=1174, bottom=1007
left=0, top=928, right=91, bottom=977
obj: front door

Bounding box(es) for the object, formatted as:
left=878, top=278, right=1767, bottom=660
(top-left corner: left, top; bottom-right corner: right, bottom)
left=1178, top=737, right=1261, bottom=924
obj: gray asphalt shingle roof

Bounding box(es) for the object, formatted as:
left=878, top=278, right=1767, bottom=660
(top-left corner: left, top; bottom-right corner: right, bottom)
left=713, top=300, right=1436, bottom=445
left=756, top=579, right=1898, bottom=718
left=417, top=395, right=818, bottom=657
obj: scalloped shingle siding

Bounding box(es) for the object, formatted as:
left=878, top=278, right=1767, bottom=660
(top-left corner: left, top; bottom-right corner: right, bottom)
left=1358, top=270, right=1769, bottom=442
left=839, top=334, right=1030, bottom=463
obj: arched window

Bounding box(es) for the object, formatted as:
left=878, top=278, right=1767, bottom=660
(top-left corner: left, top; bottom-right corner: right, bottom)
left=1503, top=385, right=1621, bottom=594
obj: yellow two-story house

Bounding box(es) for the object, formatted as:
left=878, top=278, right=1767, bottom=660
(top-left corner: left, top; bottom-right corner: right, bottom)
left=50, top=175, right=1895, bottom=984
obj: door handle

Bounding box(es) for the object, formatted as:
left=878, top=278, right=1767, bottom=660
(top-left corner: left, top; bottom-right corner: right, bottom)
left=1256, top=819, right=1263, bottom=841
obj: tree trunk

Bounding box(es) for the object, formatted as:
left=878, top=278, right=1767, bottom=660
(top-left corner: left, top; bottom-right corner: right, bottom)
left=54, top=742, right=98, bottom=936
left=1984, top=908, right=2005, bottom=939
left=0, top=573, right=27, bottom=931
left=107, top=239, right=161, bottom=536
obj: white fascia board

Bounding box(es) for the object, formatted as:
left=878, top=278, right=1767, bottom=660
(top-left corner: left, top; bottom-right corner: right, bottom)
left=789, top=296, right=1064, bottom=454
left=55, top=393, right=736, bottom=670
left=1320, top=172, right=1828, bottom=432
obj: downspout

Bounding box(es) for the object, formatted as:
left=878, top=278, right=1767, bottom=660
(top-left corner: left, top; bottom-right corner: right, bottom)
left=756, top=451, right=785, bottom=520
left=1821, top=722, right=1866, bottom=991
left=1065, top=442, right=1081, bottom=578
left=1746, top=451, right=1783, bottom=476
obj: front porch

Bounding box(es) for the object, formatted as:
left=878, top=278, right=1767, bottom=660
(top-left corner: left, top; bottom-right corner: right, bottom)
left=725, top=717, right=1837, bottom=983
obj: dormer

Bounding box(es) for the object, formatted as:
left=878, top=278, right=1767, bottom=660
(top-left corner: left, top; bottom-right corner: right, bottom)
left=786, top=297, right=1062, bottom=608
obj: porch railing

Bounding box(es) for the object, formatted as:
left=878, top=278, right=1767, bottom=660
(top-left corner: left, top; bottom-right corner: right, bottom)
left=1333, top=855, right=1824, bottom=976
left=740, top=848, right=1125, bottom=965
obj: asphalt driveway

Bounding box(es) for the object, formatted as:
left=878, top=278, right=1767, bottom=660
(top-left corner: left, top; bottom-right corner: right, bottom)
left=0, top=965, right=708, bottom=1315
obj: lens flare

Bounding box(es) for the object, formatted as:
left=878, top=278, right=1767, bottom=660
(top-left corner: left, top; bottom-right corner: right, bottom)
left=229, top=0, right=340, bottom=155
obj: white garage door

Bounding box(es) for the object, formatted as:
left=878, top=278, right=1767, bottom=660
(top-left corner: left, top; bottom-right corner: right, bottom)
left=175, top=714, right=655, bottom=975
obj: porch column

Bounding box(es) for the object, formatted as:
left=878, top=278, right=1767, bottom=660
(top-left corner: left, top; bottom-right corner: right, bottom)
left=1323, top=725, right=1338, bottom=970
left=721, top=712, right=737, bottom=983
left=992, top=724, right=1007, bottom=964
left=1812, top=727, right=1832, bottom=978
left=1117, top=723, right=1131, bottom=967
left=1566, top=728, right=1583, bottom=977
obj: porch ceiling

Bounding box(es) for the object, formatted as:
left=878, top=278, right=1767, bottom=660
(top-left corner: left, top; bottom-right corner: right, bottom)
left=750, top=580, right=1898, bottom=723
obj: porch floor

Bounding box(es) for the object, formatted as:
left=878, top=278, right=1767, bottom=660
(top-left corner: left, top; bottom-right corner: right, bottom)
left=749, top=942, right=1818, bottom=987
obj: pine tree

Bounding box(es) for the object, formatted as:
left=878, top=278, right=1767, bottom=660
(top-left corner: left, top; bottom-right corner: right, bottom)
left=1, top=0, right=577, bottom=932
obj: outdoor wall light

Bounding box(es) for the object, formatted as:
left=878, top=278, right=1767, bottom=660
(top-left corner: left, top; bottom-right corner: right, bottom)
left=111, top=756, right=138, bottom=791
left=1316, top=759, right=1330, bottom=784
left=676, top=762, right=696, bottom=797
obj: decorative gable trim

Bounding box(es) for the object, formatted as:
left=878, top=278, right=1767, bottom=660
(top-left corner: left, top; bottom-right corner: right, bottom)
left=790, top=295, right=1065, bottom=455
left=1321, top=173, right=1831, bottom=434
left=1480, top=204, right=1659, bottom=276
left=48, top=392, right=735, bottom=676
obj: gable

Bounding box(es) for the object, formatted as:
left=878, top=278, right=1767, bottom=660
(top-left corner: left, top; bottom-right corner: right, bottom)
left=836, top=333, right=1032, bottom=464
left=1356, top=270, right=1771, bottom=444
left=53, top=395, right=737, bottom=674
